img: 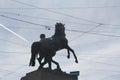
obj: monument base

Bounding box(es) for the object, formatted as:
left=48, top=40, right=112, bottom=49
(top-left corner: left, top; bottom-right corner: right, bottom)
left=21, top=68, right=78, bottom=80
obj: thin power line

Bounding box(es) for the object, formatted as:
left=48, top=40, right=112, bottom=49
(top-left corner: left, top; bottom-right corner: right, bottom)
left=10, top=0, right=101, bottom=24
left=0, top=5, right=120, bottom=10
left=10, top=0, right=120, bottom=27
left=0, top=15, right=120, bottom=38
left=0, top=11, right=96, bottom=26
left=66, top=29, right=120, bottom=38
left=0, top=15, right=52, bottom=28
left=6, top=25, right=120, bottom=30
left=0, top=38, right=29, bottom=47
left=1, top=6, right=120, bottom=9
left=1, top=11, right=120, bottom=27
left=70, top=24, right=103, bottom=42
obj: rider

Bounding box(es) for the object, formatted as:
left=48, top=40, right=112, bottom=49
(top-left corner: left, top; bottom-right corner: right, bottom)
left=40, top=34, right=46, bottom=42
left=37, top=34, right=46, bottom=66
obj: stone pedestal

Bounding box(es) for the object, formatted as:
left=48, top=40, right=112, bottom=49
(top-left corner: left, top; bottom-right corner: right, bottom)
left=21, top=68, right=78, bottom=80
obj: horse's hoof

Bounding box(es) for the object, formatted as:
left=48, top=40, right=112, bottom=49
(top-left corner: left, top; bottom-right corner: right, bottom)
left=32, top=64, right=35, bottom=66
left=67, top=55, right=70, bottom=59
left=38, top=66, right=43, bottom=70
left=75, top=60, right=78, bottom=63
left=55, top=68, right=61, bottom=71
left=58, top=69, right=61, bottom=71
left=48, top=67, right=52, bottom=70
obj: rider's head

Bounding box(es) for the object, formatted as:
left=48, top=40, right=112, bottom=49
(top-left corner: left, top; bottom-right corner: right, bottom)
left=40, top=34, right=45, bottom=39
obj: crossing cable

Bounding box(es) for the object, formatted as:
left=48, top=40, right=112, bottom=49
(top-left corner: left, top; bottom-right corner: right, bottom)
left=69, top=24, right=103, bottom=42
left=66, top=29, right=120, bottom=37
left=1, top=6, right=120, bottom=10
left=1, top=11, right=120, bottom=28
left=0, top=6, right=120, bottom=10
left=10, top=0, right=120, bottom=27
left=0, top=11, right=96, bottom=26
left=0, top=15, right=120, bottom=38
left=0, top=14, right=52, bottom=28
left=0, top=38, right=29, bottom=48
left=10, top=0, right=103, bottom=24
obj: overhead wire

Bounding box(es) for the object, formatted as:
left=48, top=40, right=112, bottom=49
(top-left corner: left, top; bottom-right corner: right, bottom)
left=0, top=15, right=51, bottom=28
left=0, top=11, right=120, bottom=39
left=1, top=11, right=120, bottom=30
left=1, top=6, right=120, bottom=10
left=0, top=11, right=96, bottom=26
left=5, top=0, right=120, bottom=43
left=66, top=28, right=120, bottom=38
left=0, top=0, right=120, bottom=78
left=69, top=24, right=103, bottom=42
left=9, top=0, right=102, bottom=24
left=0, top=38, right=29, bottom=48
left=6, top=0, right=120, bottom=61
left=0, top=15, right=120, bottom=38
left=8, top=0, right=120, bottom=42
left=1, top=0, right=120, bottom=65
left=10, top=0, right=120, bottom=27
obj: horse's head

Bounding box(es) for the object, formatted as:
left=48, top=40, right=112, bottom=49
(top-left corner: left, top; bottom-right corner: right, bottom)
left=55, top=23, right=65, bottom=35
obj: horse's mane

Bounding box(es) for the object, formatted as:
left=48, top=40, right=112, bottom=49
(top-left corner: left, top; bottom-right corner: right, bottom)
left=53, top=23, right=66, bottom=38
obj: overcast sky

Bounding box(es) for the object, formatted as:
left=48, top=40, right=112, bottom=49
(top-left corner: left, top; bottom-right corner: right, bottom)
left=0, top=0, right=120, bottom=80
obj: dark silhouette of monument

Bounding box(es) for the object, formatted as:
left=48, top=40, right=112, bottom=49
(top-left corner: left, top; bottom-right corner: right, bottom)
left=21, top=23, right=79, bottom=80
left=29, top=23, right=78, bottom=69
left=21, top=68, right=79, bottom=80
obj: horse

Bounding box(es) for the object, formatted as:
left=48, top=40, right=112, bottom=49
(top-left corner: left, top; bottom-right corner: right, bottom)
left=29, top=41, right=71, bottom=68
left=29, top=23, right=78, bottom=69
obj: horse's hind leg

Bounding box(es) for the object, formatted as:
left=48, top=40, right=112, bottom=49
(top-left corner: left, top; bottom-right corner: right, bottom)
left=37, top=56, right=43, bottom=65
left=38, top=59, right=47, bottom=69
left=48, top=60, right=52, bottom=69
left=51, top=59, right=60, bottom=69
left=38, top=56, right=50, bottom=69
left=46, top=56, right=52, bottom=69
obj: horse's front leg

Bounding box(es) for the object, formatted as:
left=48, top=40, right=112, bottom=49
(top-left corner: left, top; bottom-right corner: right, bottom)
left=66, top=45, right=78, bottom=63
left=67, top=49, right=70, bottom=59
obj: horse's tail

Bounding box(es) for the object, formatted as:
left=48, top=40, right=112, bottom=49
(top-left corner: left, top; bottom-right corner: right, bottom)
left=29, top=42, right=40, bottom=66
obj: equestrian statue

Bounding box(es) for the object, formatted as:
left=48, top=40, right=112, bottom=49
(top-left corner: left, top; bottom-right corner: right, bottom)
left=29, top=23, right=78, bottom=70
